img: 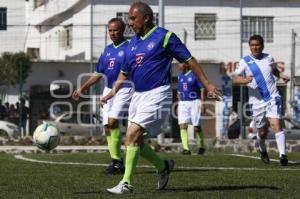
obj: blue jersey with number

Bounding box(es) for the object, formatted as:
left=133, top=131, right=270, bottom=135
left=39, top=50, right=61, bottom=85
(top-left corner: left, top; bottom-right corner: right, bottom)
left=121, top=26, right=192, bottom=92
left=96, top=40, right=129, bottom=88
left=178, top=71, right=203, bottom=101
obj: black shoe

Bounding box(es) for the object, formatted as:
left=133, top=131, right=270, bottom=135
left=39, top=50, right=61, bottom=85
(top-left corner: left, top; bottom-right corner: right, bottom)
left=105, top=159, right=125, bottom=174
left=259, top=151, right=270, bottom=164
left=280, top=155, right=288, bottom=166
left=181, top=149, right=191, bottom=155
left=197, top=147, right=206, bottom=155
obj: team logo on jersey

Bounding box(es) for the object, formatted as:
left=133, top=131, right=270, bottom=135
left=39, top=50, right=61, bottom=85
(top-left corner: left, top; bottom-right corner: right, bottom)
left=183, top=83, right=188, bottom=91
left=247, top=60, right=255, bottom=64
left=147, top=42, right=155, bottom=50
left=135, top=53, right=145, bottom=67
left=106, top=52, right=111, bottom=57
left=131, top=46, right=137, bottom=51
left=118, top=50, right=124, bottom=57
left=108, top=58, right=115, bottom=69
left=180, top=78, right=184, bottom=82
left=187, top=77, right=192, bottom=82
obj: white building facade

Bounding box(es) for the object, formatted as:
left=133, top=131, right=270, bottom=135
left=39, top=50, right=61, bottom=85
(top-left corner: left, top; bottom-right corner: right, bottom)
left=2, top=0, right=300, bottom=137
left=0, top=0, right=26, bottom=53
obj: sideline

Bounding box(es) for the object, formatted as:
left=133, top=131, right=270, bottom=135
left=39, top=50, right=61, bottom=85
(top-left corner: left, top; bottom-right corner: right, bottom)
left=14, top=155, right=300, bottom=171
left=228, top=154, right=300, bottom=164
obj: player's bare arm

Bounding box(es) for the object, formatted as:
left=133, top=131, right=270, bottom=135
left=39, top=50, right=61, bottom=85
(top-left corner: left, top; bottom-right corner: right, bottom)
left=232, top=75, right=253, bottom=85
left=72, top=73, right=101, bottom=101
left=272, top=67, right=290, bottom=83
left=187, top=57, right=222, bottom=100
left=100, top=72, right=128, bottom=104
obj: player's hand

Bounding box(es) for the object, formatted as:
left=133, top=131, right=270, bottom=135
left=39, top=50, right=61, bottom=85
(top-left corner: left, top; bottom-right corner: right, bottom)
left=245, top=75, right=253, bottom=83
left=206, top=83, right=223, bottom=101
left=100, top=92, right=114, bottom=107
left=72, top=89, right=82, bottom=101
left=280, top=73, right=290, bottom=83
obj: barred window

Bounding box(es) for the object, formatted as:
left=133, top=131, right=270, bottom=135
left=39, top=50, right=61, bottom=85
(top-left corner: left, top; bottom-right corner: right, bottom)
left=59, top=24, right=73, bottom=49
left=194, top=14, right=216, bottom=40
left=0, top=8, right=7, bottom=31
left=242, top=16, right=273, bottom=42
left=117, top=12, right=158, bottom=38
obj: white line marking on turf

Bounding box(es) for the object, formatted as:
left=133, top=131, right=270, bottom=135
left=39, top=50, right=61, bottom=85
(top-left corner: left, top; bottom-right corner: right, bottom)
left=14, top=155, right=300, bottom=171
left=228, top=154, right=300, bottom=164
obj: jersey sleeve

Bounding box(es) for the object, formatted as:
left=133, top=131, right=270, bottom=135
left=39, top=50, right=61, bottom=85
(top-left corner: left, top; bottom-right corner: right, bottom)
left=233, top=59, right=247, bottom=76
left=95, top=54, right=105, bottom=74
left=120, top=46, right=130, bottom=75
left=165, top=32, right=192, bottom=63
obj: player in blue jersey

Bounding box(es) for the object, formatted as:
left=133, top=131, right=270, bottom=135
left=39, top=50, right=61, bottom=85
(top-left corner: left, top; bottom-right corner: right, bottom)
left=177, top=62, right=206, bottom=155
left=72, top=18, right=132, bottom=174
left=102, top=2, right=222, bottom=194
left=233, top=35, right=290, bottom=166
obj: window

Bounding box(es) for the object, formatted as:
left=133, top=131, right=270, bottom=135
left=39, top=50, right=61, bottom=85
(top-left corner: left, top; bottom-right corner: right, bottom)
left=59, top=24, right=72, bottom=49
left=27, top=48, right=40, bottom=59
left=0, top=8, right=7, bottom=31
left=242, top=16, right=273, bottom=42
left=194, top=14, right=216, bottom=40
left=116, top=12, right=158, bottom=38
left=34, top=0, right=48, bottom=9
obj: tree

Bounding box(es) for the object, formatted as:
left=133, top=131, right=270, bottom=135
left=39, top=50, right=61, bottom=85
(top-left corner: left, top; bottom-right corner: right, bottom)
left=0, top=52, right=32, bottom=86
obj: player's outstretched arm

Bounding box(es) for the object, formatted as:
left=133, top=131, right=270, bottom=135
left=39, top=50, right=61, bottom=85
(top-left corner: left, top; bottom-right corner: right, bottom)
left=100, top=72, right=128, bottom=105
left=72, top=74, right=101, bottom=101
left=187, top=57, right=222, bottom=100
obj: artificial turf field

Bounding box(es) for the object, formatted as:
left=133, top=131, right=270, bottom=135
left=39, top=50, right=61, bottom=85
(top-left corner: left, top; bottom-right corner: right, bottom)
left=1, top=152, right=300, bottom=199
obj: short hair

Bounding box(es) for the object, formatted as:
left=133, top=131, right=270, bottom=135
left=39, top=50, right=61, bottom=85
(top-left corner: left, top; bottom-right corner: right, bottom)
left=108, top=18, right=125, bottom=33
left=130, top=1, right=153, bottom=21
left=248, top=34, right=264, bottom=47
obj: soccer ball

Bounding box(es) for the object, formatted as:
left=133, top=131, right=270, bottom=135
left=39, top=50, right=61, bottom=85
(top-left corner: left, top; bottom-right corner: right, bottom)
left=33, top=122, right=60, bottom=151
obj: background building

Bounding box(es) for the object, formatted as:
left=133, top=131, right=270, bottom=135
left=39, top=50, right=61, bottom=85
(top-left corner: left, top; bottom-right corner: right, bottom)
left=1, top=0, right=300, bottom=138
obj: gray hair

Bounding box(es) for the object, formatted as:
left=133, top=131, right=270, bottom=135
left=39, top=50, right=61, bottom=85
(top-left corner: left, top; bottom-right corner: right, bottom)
left=130, top=1, right=153, bottom=21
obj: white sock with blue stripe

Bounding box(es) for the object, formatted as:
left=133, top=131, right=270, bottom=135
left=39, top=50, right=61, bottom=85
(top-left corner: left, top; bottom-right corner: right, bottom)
left=275, top=131, right=286, bottom=156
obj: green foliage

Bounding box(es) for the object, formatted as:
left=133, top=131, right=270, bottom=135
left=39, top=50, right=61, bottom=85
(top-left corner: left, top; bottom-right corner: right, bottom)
left=0, top=52, right=32, bottom=86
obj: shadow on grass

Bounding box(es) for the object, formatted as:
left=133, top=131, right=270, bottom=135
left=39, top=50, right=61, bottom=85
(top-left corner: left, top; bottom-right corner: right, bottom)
left=164, top=185, right=279, bottom=192
left=137, top=168, right=221, bottom=174
left=73, top=191, right=104, bottom=195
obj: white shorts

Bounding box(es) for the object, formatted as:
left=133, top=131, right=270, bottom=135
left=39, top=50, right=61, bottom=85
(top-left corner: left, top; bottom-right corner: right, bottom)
left=102, top=87, right=133, bottom=126
left=178, top=99, right=202, bottom=126
left=250, top=96, right=282, bottom=129
left=128, top=85, right=172, bottom=137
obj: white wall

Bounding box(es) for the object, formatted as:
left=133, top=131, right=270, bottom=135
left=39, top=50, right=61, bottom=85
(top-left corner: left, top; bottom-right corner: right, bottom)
left=0, top=0, right=26, bottom=53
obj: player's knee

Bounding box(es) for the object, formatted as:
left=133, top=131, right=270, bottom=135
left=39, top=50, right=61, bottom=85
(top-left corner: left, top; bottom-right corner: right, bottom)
left=108, top=118, right=118, bottom=129
left=180, top=124, right=188, bottom=129
left=125, top=131, right=142, bottom=146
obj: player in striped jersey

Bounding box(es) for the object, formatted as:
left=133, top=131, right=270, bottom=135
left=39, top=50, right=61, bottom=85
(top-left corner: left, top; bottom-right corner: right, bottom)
left=233, top=35, right=290, bottom=166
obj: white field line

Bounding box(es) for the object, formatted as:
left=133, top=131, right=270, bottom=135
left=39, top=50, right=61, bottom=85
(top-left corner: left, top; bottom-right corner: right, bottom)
left=228, top=154, right=300, bottom=164
left=14, top=155, right=300, bottom=171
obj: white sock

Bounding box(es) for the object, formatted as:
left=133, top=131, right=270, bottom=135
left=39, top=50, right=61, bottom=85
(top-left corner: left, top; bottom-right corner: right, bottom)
left=275, top=131, right=286, bottom=156
left=257, top=135, right=267, bottom=152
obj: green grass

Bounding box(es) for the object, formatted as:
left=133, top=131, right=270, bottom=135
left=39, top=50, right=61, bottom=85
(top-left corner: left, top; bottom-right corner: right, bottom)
left=0, top=152, right=300, bottom=199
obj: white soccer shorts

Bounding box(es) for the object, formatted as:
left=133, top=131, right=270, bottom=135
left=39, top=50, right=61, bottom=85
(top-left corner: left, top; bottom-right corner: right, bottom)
left=102, top=86, right=133, bottom=126
left=127, top=85, right=172, bottom=137
left=250, top=96, right=282, bottom=129
left=178, top=99, right=202, bottom=126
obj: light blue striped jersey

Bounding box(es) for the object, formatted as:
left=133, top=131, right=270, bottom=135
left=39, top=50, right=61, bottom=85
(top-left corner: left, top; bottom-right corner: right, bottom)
left=234, top=53, right=279, bottom=104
